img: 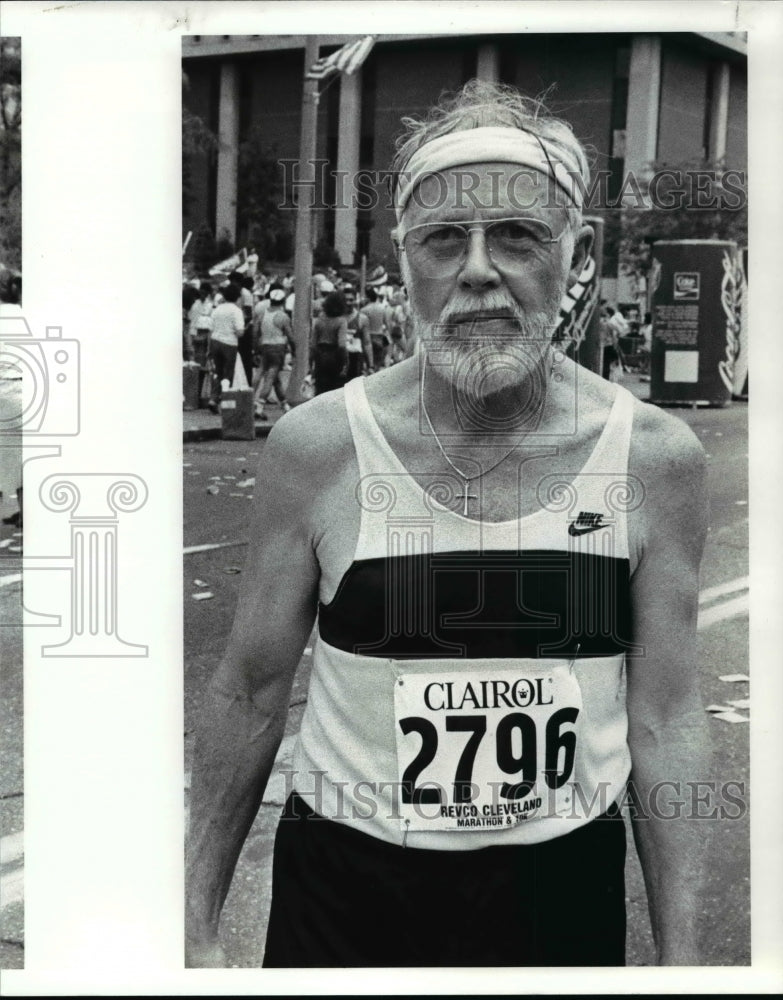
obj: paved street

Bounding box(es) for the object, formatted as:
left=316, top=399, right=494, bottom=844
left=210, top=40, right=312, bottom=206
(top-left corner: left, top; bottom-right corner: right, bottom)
left=0, top=496, right=23, bottom=970
left=181, top=378, right=751, bottom=969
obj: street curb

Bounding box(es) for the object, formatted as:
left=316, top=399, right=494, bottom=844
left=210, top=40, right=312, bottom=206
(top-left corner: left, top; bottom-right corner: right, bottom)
left=182, top=421, right=277, bottom=444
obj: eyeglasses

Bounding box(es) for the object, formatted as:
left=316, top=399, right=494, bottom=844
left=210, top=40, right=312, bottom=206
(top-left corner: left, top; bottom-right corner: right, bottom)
left=396, top=216, right=565, bottom=278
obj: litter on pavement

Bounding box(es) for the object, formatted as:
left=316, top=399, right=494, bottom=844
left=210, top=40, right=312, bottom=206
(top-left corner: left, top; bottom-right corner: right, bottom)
left=719, top=674, right=749, bottom=683
left=207, top=485, right=220, bottom=495
left=224, top=566, right=242, bottom=574
left=705, top=704, right=733, bottom=713
left=192, top=592, right=214, bottom=601
left=0, top=539, right=12, bottom=549
left=711, top=711, right=749, bottom=724
left=193, top=579, right=208, bottom=587
left=237, top=478, right=255, bottom=488
left=728, top=698, right=750, bottom=709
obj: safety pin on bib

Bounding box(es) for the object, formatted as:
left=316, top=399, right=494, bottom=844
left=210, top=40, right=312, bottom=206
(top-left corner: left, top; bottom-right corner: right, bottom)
left=568, top=643, right=581, bottom=675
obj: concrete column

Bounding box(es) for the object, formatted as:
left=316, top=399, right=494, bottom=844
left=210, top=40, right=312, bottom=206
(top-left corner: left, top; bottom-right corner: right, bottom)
left=334, top=69, right=362, bottom=266
left=476, top=43, right=500, bottom=83
left=708, top=62, right=730, bottom=162
left=215, top=61, right=240, bottom=244
left=624, top=35, right=661, bottom=179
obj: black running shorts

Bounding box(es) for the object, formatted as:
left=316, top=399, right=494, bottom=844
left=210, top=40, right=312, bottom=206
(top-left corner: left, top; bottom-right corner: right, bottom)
left=263, top=791, right=627, bottom=967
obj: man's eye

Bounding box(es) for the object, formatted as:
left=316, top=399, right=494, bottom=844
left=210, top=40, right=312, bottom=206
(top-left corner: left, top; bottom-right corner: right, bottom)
left=422, top=225, right=465, bottom=247
left=491, top=221, right=547, bottom=244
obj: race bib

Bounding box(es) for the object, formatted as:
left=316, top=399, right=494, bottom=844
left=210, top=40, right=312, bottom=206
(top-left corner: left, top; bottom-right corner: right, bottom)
left=393, top=666, right=582, bottom=832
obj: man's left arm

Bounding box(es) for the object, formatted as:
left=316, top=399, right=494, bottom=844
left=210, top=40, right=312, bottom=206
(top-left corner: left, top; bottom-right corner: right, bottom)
left=626, top=421, right=712, bottom=965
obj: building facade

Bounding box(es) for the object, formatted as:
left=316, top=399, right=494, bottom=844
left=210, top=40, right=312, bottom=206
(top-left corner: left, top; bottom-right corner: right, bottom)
left=182, top=32, right=747, bottom=278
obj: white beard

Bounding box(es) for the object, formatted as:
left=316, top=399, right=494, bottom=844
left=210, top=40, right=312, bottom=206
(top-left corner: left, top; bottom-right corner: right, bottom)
left=415, top=291, right=561, bottom=407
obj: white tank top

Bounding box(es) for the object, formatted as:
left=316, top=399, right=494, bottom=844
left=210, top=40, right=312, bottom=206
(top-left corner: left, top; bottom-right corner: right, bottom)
left=292, top=377, right=638, bottom=849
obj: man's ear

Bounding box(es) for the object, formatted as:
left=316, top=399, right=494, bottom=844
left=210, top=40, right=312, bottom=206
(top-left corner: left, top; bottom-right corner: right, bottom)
left=568, top=224, right=594, bottom=287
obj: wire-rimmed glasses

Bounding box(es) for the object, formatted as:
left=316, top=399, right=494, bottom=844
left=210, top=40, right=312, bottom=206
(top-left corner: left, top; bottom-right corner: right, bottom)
left=395, top=216, right=566, bottom=278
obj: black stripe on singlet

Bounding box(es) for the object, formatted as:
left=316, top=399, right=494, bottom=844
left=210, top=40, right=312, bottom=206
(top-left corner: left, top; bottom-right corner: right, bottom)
left=318, top=549, right=635, bottom=659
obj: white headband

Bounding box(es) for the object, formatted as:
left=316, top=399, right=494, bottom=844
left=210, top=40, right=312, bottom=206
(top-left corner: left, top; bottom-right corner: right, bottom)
left=394, top=125, right=584, bottom=222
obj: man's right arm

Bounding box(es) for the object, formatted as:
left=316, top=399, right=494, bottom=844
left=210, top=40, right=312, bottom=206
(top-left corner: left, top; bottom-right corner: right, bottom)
left=185, top=415, right=320, bottom=966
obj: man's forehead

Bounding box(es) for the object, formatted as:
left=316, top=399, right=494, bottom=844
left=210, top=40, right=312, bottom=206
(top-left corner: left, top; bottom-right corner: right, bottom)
left=401, top=161, right=565, bottom=225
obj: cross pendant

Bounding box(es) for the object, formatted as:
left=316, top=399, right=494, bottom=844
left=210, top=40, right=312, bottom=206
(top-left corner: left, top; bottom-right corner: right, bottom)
left=456, top=483, right=478, bottom=517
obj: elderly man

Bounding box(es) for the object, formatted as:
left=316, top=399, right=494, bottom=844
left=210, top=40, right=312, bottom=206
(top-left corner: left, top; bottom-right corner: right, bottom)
left=186, top=81, right=710, bottom=968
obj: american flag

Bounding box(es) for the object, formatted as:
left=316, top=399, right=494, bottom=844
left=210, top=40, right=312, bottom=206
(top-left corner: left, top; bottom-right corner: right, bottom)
left=305, top=35, right=375, bottom=81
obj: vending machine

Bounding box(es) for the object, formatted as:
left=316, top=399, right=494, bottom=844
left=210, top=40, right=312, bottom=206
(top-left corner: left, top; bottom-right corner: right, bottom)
left=649, top=240, right=742, bottom=406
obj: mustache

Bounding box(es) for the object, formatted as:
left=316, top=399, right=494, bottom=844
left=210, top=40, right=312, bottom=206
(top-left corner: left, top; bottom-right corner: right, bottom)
left=438, top=290, right=526, bottom=328
left=414, top=301, right=559, bottom=345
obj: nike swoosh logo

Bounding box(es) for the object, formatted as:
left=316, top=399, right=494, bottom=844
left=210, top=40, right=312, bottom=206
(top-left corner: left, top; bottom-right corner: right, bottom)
left=568, top=522, right=605, bottom=536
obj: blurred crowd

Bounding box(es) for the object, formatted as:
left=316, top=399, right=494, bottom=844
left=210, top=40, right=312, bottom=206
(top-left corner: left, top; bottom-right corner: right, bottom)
left=182, top=264, right=413, bottom=420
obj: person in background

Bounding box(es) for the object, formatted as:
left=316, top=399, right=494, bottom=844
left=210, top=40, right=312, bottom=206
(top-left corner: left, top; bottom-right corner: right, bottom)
left=638, top=310, right=652, bottom=380
left=235, top=274, right=256, bottom=385
left=310, top=290, right=348, bottom=395
left=189, top=284, right=214, bottom=400
left=640, top=311, right=652, bottom=354
left=182, top=280, right=200, bottom=361
left=386, top=285, right=411, bottom=364
left=343, top=285, right=372, bottom=380
left=606, top=303, right=630, bottom=340
left=361, top=286, right=389, bottom=371
left=254, top=288, right=294, bottom=421
left=207, top=282, right=244, bottom=412
left=600, top=303, right=626, bottom=382
left=284, top=279, right=296, bottom=321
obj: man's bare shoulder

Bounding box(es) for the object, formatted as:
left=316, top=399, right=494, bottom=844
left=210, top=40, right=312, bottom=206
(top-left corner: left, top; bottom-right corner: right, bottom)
left=264, top=390, right=353, bottom=475
left=629, top=398, right=707, bottom=486
left=627, top=397, right=708, bottom=556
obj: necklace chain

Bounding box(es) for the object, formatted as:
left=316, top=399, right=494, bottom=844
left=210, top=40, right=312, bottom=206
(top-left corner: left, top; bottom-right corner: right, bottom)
left=420, top=361, right=549, bottom=514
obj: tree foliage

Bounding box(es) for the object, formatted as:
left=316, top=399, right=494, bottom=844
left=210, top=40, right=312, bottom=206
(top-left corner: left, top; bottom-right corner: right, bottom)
left=598, top=158, right=747, bottom=286
left=182, top=71, right=218, bottom=222
left=236, top=129, right=293, bottom=263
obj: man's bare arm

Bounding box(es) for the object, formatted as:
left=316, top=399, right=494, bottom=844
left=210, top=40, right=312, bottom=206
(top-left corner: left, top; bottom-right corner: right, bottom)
left=627, top=417, right=712, bottom=965
left=185, top=414, right=320, bottom=965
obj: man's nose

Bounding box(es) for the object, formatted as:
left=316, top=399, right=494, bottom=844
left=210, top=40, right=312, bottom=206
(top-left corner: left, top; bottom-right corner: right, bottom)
left=458, top=229, right=502, bottom=291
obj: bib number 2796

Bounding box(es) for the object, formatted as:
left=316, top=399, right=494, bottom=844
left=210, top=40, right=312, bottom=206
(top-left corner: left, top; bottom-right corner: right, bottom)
left=393, top=668, right=582, bottom=832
